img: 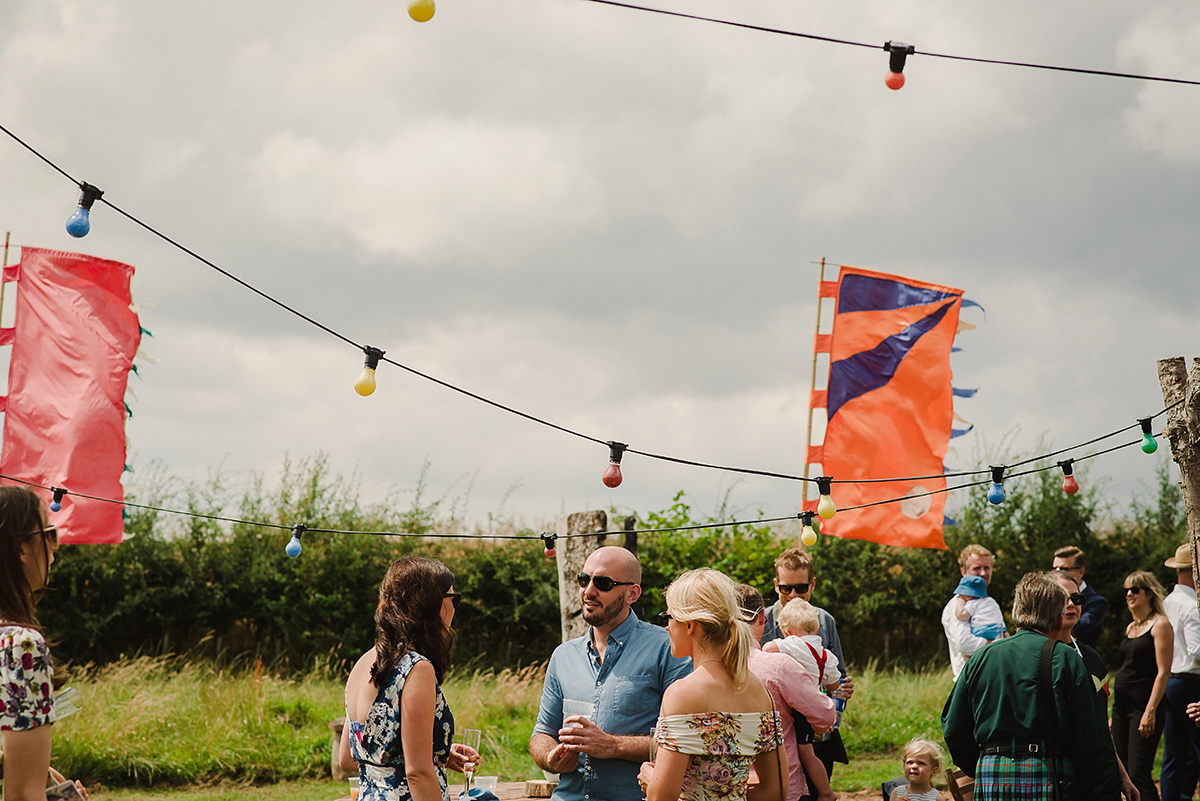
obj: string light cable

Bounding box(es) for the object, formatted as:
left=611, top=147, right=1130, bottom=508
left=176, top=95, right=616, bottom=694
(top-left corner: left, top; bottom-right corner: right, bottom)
left=577, top=0, right=1200, bottom=87
left=0, top=120, right=1181, bottom=497
left=0, top=420, right=1163, bottom=555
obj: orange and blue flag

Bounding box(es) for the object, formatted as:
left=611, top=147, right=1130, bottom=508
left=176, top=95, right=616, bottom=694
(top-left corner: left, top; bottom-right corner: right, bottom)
left=806, top=266, right=967, bottom=550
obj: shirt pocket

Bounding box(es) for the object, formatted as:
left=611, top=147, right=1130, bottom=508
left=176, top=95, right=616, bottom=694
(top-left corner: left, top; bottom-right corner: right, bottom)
left=605, top=674, right=662, bottom=735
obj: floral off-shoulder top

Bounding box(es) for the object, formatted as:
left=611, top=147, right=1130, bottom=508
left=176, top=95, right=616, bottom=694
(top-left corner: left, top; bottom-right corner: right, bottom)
left=0, top=625, right=55, bottom=731
left=655, top=710, right=784, bottom=801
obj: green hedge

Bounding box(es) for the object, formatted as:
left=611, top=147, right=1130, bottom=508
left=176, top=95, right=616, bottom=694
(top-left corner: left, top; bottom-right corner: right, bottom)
left=37, top=455, right=1187, bottom=672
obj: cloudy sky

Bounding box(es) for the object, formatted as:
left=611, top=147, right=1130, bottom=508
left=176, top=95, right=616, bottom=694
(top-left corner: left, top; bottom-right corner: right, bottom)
left=0, top=1, right=1196, bottom=536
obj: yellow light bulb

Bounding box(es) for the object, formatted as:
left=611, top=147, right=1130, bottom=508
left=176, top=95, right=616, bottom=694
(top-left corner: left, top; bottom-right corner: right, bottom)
left=354, top=366, right=377, bottom=396
left=801, top=526, right=818, bottom=547
left=817, top=494, right=837, bottom=519
left=409, top=0, right=435, bottom=22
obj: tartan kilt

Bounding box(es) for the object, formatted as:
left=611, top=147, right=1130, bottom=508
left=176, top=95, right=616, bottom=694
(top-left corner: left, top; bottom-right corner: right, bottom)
left=975, top=752, right=1074, bottom=801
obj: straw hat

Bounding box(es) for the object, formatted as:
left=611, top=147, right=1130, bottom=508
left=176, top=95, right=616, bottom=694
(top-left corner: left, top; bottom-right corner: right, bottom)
left=1164, top=543, right=1193, bottom=569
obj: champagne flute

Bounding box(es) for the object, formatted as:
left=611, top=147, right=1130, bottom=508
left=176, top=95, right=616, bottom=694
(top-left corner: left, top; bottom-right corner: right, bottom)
left=460, top=728, right=482, bottom=796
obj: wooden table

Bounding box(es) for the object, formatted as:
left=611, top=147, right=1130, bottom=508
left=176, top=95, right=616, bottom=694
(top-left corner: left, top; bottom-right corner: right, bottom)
left=494, top=780, right=557, bottom=801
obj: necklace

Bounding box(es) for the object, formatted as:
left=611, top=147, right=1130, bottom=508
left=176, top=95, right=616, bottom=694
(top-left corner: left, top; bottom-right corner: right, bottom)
left=1131, top=611, right=1155, bottom=628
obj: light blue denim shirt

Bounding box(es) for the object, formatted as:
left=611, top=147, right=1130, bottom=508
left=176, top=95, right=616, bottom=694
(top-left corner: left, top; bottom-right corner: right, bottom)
left=533, top=610, right=692, bottom=801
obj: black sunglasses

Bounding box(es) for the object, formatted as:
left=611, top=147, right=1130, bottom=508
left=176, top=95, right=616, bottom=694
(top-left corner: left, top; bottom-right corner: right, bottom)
left=1125, top=586, right=1146, bottom=596
left=577, top=572, right=635, bottom=592
left=659, top=611, right=673, bottom=624
left=777, top=582, right=810, bottom=595
left=1066, top=593, right=1085, bottom=606
left=444, top=592, right=462, bottom=609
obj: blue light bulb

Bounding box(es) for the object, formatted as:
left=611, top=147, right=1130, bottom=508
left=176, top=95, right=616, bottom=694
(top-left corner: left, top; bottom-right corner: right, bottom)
left=986, top=466, right=1006, bottom=505
left=285, top=535, right=302, bottom=558
left=65, top=183, right=103, bottom=239
left=65, top=207, right=91, bottom=238
left=50, top=499, right=62, bottom=512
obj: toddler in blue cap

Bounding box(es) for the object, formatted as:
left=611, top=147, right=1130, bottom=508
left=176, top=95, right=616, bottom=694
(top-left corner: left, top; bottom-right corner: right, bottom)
left=952, top=575, right=1006, bottom=641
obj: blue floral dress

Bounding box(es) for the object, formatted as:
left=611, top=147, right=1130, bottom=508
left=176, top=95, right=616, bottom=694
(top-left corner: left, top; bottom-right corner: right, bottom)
left=654, top=711, right=783, bottom=801
left=0, top=625, right=55, bottom=732
left=349, top=651, right=455, bottom=801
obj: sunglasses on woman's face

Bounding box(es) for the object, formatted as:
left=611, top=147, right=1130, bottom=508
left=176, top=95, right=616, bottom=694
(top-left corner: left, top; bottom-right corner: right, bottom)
left=576, top=572, right=635, bottom=592
left=34, top=525, right=57, bottom=547
left=1066, top=593, right=1085, bottom=606
left=444, top=592, right=462, bottom=609
left=1125, top=587, right=1145, bottom=596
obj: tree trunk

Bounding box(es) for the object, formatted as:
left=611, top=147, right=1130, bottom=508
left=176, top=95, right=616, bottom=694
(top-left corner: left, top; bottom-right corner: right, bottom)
left=1156, top=357, right=1200, bottom=594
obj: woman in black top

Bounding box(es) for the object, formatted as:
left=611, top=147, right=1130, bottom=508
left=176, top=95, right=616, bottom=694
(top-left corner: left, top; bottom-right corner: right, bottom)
left=1112, top=571, right=1173, bottom=801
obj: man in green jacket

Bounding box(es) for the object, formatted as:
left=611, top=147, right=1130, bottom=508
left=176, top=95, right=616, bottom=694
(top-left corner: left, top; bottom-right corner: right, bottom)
left=941, top=572, right=1122, bottom=801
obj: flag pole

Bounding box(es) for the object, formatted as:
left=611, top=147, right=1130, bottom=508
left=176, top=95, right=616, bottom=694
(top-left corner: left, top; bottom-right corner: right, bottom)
left=803, top=257, right=826, bottom=505
left=0, top=231, right=9, bottom=324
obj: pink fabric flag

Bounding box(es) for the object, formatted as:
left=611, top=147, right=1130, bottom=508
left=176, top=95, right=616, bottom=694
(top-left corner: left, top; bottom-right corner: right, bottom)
left=0, top=247, right=141, bottom=544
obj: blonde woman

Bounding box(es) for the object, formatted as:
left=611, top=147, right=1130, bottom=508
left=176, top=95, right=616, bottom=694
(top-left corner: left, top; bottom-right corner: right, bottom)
left=1112, top=570, right=1173, bottom=801
left=639, top=569, right=785, bottom=801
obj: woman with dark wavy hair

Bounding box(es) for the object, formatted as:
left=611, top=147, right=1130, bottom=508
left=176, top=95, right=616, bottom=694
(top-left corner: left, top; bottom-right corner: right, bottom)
left=339, top=556, right=480, bottom=801
left=0, top=485, right=85, bottom=801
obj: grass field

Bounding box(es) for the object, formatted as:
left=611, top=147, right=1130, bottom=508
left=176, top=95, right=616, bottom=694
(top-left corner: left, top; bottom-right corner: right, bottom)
left=58, top=658, right=969, bottom=798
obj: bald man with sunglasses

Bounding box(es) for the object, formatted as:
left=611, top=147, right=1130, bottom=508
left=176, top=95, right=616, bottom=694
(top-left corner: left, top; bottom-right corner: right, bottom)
left=530, top=546, right=692, bottom=801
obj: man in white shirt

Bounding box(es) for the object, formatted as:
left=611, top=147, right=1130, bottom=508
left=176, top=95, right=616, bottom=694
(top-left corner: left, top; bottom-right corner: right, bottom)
left=1161, top=543, right=1200, bottom=801
left=941, top=544, right=994, bottom=681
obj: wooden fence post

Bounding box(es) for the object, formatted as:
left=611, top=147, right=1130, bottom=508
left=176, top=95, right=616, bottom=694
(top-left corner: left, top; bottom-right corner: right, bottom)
left=1156, top=357, right=1200, bottom=595
left=555, top=510, right=609, bottom=642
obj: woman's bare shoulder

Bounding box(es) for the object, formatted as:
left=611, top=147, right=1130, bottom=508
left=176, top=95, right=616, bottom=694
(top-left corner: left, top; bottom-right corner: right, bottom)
left=662, top=671, right=772, bottom=716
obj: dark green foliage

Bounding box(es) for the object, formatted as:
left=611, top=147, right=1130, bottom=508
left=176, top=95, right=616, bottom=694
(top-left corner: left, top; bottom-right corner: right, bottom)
left=40, top=454, right=563, bottom=672
left=35, top=453, right=1189, bottom=673
left=442, top=539, right=562, bottom=668
left=638, top=491, right=786, bottom=617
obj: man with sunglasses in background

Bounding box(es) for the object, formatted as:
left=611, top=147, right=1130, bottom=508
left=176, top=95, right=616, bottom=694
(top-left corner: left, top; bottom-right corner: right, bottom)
left=760, top=547, right=853, bottom=791
left=1052, top=545, right=1108, bottom=649
left=1160, top=543, right=1200, bottom=801
left=530, top=546, right=691, bottom=801
left=941, top=544, right=995, bottom=682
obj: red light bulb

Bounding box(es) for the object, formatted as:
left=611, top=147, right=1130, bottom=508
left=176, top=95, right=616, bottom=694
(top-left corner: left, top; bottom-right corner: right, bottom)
left=883, top=41, right=914, bottom=91
left=1058, top=459, right=1078, bottom=495
left=602, top=462, right=623, bottom=488
left=602, top=441, right=627, bottom=488
left=541, top=533, right=557, bottom=558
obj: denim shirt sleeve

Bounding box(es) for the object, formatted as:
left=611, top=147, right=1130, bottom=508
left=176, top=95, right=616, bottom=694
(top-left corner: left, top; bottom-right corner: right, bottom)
left=533, top=646, right=568, bottom=737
